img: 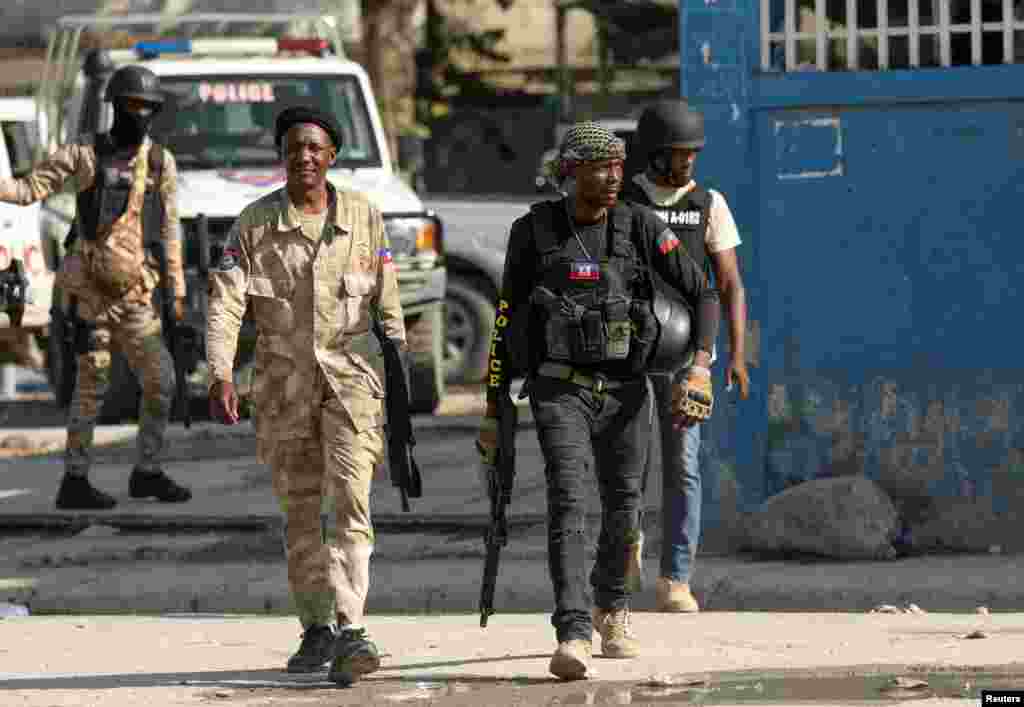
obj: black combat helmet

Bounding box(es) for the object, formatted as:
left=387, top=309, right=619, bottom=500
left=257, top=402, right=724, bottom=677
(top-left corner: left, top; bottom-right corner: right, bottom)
left=636, top=100, right=705, bottom=155
left=104, top=65, right=164, bottom=108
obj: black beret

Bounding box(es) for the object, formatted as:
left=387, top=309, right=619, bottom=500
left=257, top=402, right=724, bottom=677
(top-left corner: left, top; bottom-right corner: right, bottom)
left=275, top=105, right=342, bottom=149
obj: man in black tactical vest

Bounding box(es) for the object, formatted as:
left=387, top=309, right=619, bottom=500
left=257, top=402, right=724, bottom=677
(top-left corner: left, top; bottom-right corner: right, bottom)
left=0, top=65, right=191, bottom=510
left=476, top=122, right=721, bottom=680
left=623, top=100, right=750, bottom=614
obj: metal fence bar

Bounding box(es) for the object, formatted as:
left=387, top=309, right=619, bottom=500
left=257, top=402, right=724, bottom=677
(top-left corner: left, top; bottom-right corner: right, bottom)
left=786, top=0, right=797, bottom=70
left=940, top=0, right=952, bottom=65
left=909, top=0, right=920, bottom=65
left=817, top=0, right=828, bottom=69
left=1003, top=0, right=1014, bottom=61
left=879, top=0, right=890, bottom=68
left=762, top=0, right=772, bottom=69
left=971, top=0, right=983, bottom=64
left=847, top=0, right=859, bottom=69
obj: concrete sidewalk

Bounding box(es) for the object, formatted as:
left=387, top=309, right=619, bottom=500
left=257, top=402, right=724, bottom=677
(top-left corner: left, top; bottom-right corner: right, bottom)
left=1, top=612, right=1021, bottom=706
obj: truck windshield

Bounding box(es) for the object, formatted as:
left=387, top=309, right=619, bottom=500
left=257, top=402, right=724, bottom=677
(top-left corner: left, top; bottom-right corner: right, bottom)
left=151, top=75, right=381, bottom=170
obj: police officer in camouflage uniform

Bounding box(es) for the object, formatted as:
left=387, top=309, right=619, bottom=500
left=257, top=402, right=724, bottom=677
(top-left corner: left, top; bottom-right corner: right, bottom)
left=477, top=123, right=721, bottom=680
left=624, top=100, right=750, bottom=614
left=0, top=65, right=191, bottom=510
left=207, top=106, right=405, bottom=686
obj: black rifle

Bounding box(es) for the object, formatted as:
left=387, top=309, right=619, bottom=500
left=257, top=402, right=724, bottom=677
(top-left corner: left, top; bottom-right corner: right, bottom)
left=54, top=295, right=80, bottom=410
left=479, top=390, right=517, bottom=628
left=371, top=317, right=422, bottom=511
left=0, top=258, right=30, bottom=328
left=149, top=240, right=200, bottom=428
left=52, top=224, right=81, bottom=410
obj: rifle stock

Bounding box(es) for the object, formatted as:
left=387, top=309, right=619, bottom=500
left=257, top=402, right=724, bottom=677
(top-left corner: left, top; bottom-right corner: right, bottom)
left=372, top=318, right=422, bottom=511
left=479, top=393, right=517, bottom=628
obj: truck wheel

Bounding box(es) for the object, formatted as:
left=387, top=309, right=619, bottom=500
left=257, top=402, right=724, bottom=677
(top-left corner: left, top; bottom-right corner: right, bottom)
left=407, top=304, right=445, bottom=414
left=444, top=274, right=495, bottom=384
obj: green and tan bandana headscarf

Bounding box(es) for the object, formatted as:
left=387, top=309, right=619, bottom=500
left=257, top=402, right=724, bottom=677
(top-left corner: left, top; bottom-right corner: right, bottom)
left=541, top=121, right=627, bottom=182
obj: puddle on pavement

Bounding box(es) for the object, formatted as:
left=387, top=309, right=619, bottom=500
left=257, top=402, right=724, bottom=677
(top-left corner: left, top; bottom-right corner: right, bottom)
left=220, top=669, right=1024, bottom=705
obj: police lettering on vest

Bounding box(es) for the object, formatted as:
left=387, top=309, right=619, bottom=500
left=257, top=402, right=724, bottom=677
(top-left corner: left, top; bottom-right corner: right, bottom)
left=653, top=209, right=702, bottom=227
left=623, top=180, right=713, bottom=278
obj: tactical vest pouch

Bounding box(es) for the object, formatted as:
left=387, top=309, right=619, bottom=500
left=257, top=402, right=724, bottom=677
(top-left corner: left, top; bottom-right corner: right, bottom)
left=85, top=141, right=151, bottom=298
left=603, top=295, right=632, bottom=360
left=579, top=309, right=605, bottom=362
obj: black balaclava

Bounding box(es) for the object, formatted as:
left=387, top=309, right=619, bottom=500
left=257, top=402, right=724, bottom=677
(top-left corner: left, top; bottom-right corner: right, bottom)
left=110, top=100, right=156, bottom=148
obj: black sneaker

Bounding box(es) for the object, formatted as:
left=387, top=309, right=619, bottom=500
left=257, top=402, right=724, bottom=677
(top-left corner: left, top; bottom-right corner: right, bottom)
left=286, top=624, right=336, bottom=673
left=328, top=627, right=381, bottom=686
left=55, top=474, right=117, bottom=510
left=129, top=468, right=192, bottom=503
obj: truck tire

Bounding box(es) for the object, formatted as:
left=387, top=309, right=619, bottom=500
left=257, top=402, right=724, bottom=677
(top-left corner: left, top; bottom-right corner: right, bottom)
left=444, top=274, right=495, bottom=384
left=407, top=304, right=445, bottom=414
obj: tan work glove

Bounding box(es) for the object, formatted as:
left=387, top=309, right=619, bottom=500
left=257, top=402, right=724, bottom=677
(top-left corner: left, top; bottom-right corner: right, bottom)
left=671, top=366, right=714, bottom=429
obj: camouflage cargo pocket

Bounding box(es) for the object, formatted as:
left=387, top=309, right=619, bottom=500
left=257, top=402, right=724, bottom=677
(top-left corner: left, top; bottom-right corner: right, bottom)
left=89, top=215, right=147, bottom=298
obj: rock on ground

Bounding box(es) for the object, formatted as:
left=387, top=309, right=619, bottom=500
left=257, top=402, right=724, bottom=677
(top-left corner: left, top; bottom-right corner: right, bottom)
left=743, top=476, right=899, bottom=560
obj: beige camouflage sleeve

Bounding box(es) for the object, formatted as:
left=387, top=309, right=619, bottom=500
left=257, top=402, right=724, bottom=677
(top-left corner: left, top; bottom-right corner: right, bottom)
left=159, top=149, right=186, bottom=299
left=0, top=143, right=96, bottom=205
left=206, top=216, right=249, bottom=385
left=371, top=204, right=406, bottom=346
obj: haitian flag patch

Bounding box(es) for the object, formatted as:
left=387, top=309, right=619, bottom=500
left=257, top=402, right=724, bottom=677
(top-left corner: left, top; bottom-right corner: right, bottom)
left=569, top=260, right=600, bottom=281
left=379, top=247, right=394, bottom=266
left=214, top=246, right=241, bottom=271
left=657, top=228, right=681, bottom=255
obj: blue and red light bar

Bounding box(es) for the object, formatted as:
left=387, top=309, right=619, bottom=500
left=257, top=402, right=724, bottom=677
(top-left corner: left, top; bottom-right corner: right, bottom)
left=133, top=37, right=330, bottom=59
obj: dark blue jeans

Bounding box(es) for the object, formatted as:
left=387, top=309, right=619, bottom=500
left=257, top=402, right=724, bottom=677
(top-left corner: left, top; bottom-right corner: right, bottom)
left=529, top=375, right=651, bottom=643
left=650, top=372, right=702, bottom=583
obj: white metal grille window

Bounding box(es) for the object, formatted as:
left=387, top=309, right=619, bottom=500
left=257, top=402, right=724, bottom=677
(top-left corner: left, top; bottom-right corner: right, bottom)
left=762, top=0, right=1024, bottom=70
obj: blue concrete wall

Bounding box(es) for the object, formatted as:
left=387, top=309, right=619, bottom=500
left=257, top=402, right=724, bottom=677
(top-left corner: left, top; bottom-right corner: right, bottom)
left=680, top=0, right=1024, bottom=549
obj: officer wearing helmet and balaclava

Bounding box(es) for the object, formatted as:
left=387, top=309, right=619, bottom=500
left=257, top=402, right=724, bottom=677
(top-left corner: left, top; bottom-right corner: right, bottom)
left=0, top=64, right=190, bottom=510
left=476, top=122, right=720, bottom=680
left=622, top=100, right=750, bottom=615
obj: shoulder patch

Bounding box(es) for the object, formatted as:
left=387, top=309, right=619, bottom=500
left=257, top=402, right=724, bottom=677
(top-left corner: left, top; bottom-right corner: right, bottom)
left=657, top=228, right=680, bottom=255
left=211, top=223, right=242, bottom=272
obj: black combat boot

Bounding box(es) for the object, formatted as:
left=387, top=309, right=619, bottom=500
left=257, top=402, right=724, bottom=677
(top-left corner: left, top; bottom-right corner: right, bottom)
left=128, top=467, right=192, bottom=503
left=286, top=624, right=336, bottom=673
left=328, top=627, right=381, bottom=686
left=55, top=474, right=117, bottom=510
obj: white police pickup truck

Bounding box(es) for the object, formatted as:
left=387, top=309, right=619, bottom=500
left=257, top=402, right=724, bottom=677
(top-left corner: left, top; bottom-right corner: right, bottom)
left=35, top=13, right=447, bottom=419
left=0, top=97, right=53, bottom=370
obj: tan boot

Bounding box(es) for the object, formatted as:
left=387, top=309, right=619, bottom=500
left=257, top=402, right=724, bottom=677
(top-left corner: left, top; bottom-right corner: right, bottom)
left=549, top=639, right=592, bottom=680
left=656, top=577, right=700, bottom=613
left=592, top=607, right=641, bottom=658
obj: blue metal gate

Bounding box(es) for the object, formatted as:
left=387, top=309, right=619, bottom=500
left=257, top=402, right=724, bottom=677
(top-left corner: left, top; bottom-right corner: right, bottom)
left=681, top=0, right=1024, bottom=546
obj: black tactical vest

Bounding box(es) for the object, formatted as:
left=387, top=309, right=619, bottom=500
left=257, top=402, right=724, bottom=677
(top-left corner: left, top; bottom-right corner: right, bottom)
left=622, top=179, right=712, bottom=278
left=75, top=134, right=165, bottom=246
left=528, top=200, right=659, bottom=378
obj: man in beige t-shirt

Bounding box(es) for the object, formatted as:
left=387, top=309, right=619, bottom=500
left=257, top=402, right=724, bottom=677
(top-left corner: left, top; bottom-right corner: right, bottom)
left=623, top=100, right=750, bottom=613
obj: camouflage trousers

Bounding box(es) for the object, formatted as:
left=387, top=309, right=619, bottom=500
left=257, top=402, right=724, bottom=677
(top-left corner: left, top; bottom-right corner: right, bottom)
left=270, top=382, right=384, bottom=629
left=66, top=299, right=174, bottom=476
